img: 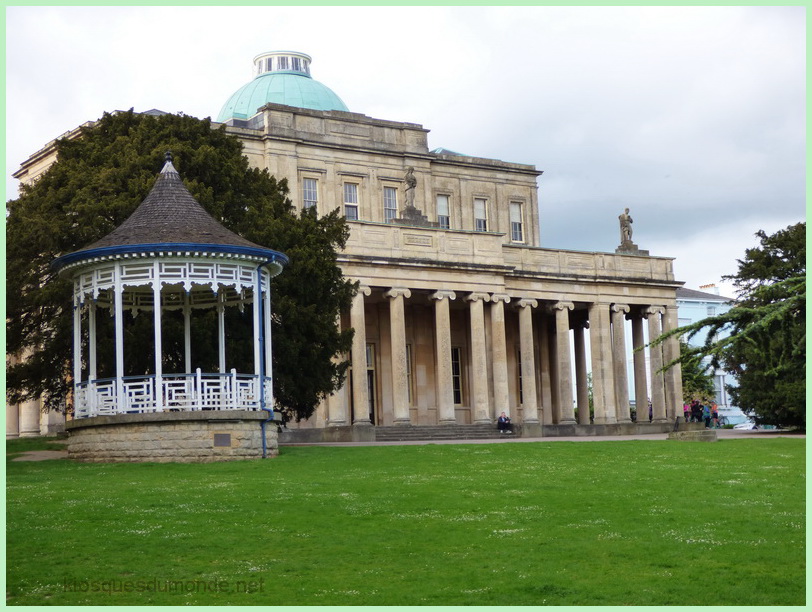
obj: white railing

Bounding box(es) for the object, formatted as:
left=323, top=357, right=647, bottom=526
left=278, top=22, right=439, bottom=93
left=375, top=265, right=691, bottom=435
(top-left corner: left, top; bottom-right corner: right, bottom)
left=73, top=369, right=271, bottom=418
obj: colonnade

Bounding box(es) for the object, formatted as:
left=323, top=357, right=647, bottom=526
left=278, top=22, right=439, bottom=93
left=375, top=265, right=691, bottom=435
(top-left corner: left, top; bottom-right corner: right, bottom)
left=328, top=285, right=683, bottom=428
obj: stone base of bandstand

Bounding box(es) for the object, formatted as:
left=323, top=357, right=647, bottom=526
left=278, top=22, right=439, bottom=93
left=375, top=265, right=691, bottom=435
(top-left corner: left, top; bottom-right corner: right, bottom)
left=66, top=411, right=281, bottom=463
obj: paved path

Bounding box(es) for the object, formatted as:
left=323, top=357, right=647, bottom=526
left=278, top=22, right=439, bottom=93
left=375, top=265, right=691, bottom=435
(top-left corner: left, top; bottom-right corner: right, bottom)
left=280, top=428, right=804, bottom=447
left=8, top=429, right=802, bottom=460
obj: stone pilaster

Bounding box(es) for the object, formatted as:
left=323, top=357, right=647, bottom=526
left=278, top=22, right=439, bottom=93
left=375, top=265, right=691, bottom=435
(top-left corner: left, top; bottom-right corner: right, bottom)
left=465, top=292, right=491, bottom=423
left=384, top=287, right=412, bottom=424
left=589, top=303, right=617, bottom=424
left=549, top=301, right=576, bottom=423
left=516, top=299, right=539, bottom=423
left=18, top=397, right=41, bottom=437
left=430, top=290, right=457, bottom=424
left=646, top=306, right=668, bottom=423
left=490, top=293, right=511, bottom=418
left=573, top=320, right=590, bottom=425
left=611, top=304, right=632, bottom=423
left=350, top=285, right=372, bottom=425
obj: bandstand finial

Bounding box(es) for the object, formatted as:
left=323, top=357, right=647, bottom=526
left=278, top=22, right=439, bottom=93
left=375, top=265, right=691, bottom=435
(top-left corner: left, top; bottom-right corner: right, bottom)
left=165, top=151, right=173, bottom=163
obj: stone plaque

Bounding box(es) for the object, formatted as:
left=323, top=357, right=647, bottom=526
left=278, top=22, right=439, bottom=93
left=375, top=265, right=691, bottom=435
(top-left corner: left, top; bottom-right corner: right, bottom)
left=404, top=234, right=433, bottom=247
left=213, top=433, right=232, bottom=447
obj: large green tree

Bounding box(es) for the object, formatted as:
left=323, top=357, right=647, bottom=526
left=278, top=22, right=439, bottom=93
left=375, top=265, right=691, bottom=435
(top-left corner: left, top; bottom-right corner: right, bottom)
left=654, top=222, right=805, bottom=428
left=6, top=110, right=356, bottom=422
left=678, top=340, right=716, bottom=403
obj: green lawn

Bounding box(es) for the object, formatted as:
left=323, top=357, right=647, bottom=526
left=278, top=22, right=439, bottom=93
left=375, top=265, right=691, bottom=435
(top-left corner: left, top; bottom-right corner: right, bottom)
left=6, top=437, right=805, bottom=605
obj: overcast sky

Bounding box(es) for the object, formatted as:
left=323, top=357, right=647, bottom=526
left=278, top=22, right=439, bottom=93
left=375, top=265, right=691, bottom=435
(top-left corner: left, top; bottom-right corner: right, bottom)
left=5, top=5, right=806, bottom=296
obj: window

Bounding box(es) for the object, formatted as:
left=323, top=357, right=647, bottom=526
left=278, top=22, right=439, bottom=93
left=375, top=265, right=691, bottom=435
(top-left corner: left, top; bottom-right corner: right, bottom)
left=510, top=202, right=524, bottom=242
left=291, top=57, right=301, bottom=72
left=474, top=198, right=488, bottom=232
left=343, top=183, right=359, bottom=220
left=277, top=56, right=289, bottom=70
left=436, top=194, right=450, bottom=229
left=302, top=178, right=318, bottom=210
left=383, top=187, right=398, bottom=222
left=707, top=306, right=718, bottom=316
left=265, top=58, right=273, bottom=73
left=451, top=347, right=463, bottom=405
left=366, top=344, right=376, bottom=423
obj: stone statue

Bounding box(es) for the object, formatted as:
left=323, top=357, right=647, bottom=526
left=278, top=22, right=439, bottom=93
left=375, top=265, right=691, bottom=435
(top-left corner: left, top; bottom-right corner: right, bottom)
left=619, top=207, right=633, bottom=244
left=404, top=166, right=417, bottom=209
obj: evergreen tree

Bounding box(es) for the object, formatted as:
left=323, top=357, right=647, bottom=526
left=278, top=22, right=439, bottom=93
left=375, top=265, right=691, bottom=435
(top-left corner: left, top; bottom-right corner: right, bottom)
left=677, top=340, right=716, bottom=403
left=654, top=222, right=805, bottom=427
left=6, top=110, right=356, bottom=422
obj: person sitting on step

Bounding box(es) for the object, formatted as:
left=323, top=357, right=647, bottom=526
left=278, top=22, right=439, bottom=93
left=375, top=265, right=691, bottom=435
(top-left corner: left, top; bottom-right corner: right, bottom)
left=497, top=412, right=513, bottom=434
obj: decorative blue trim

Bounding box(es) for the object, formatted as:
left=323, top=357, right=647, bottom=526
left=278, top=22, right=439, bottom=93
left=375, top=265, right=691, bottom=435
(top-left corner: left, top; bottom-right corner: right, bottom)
left=52, top=242, right=289, bottom=272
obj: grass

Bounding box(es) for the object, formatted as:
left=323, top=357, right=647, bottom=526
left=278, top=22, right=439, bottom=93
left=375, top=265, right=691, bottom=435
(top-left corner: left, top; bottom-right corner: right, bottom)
left=6, top=437, right=805, bottom=605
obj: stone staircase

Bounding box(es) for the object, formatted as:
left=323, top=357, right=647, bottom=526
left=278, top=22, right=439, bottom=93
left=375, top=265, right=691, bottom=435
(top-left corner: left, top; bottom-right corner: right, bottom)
left=373, top=423, right=513, bottom=442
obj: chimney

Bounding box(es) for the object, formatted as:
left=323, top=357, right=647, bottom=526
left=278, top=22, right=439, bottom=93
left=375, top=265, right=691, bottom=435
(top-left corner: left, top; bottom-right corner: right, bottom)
left=699, top=283, right=720, bottom=295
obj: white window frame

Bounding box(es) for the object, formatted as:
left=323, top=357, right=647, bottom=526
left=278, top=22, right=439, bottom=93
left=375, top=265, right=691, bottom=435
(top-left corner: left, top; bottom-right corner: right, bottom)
left=302, top=177, right=318, bottom=210
left=343, top=183, right=359, bottom=221
left=510, top=201, right=524, bottom=243
left=436, top=194, right=451, bottom=229
left=474, top=198, right=488, bottom=232
left=383, top=186, right=398, bottom=223
left=451, top=347, right=464, bottom=405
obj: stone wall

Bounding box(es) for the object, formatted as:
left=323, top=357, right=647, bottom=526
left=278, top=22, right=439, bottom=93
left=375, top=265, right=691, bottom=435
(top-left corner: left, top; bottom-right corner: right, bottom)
left=66, top=411, right=280, bottom=463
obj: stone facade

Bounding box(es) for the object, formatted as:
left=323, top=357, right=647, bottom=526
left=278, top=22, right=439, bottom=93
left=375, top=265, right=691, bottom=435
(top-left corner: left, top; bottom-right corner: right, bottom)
left=220, top=103, right=684, bottom=437
left=66, top=411, right=279, bottom=462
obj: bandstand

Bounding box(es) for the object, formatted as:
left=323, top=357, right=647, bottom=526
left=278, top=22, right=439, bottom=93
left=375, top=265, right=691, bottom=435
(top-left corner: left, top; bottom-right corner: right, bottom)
left=53, top=154, right=288, bottom=461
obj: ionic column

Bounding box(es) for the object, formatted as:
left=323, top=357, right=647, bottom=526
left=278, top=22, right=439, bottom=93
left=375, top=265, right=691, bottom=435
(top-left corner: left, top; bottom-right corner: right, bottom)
left=384, top=287, right=412, bottom=424
left=465, top=292, right=491, bottom=423
left=573, top=320, right=590, bottom=425
left=539, top=319, right=553, bottom=425
left=550, top=301, right=576, bottom=423
left=646, top=306, right=668, bottom=423
left=589, top=303, right=617, bottom=424
left=350, top=285, right=372, bottom=425
left=662, top=305, right=684, bottom=421
left=327, top=314, right=348, bottom=425
left=18, top=398, right=41, bottom=438
left=516, top=299, right=539, bottom=423
left=430, top=290, right=457, bottom=424
left=490, top=293, right=511, bottom=418
left=630, top=311, right=648, bottom=422
left=611, top=304, right=632, bottom=423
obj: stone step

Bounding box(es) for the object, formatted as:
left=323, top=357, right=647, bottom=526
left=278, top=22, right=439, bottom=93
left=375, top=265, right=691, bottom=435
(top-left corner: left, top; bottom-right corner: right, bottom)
left=374, top=424, right=511, bottom=441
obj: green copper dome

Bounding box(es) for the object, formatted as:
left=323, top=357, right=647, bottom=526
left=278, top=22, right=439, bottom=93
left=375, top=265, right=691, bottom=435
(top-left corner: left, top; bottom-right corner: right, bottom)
left=217, top=51, right=349, bottom=122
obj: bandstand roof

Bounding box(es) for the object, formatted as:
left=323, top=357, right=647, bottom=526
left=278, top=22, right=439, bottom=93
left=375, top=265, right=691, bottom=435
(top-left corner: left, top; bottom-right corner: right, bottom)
left=52, top=155, right=288, bottom=274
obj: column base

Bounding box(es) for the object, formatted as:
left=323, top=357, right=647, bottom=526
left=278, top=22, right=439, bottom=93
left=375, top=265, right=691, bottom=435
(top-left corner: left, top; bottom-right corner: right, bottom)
left=439, top=418, right=457, bottom=425
left=593, top=417, right=618, bottom=425
left=558, top=417, right=577, bottom=424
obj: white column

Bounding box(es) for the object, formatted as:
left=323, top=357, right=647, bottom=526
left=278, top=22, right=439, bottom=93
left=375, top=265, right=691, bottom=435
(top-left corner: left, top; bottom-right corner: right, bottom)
left=73, top=296, right=82, bottom=391
left=252, top=284, right=262, bottom=376
left=490, top=293, right=511, bottom=418
left=183, top=291, right=192, bottom=374
left=646, top=306, right=668, bottom=423
left=517, top=299, right=539, bottom=423
left=550, top=301, right=576, bottom=423
left=114, top=263, right=125, bottom=413
left=573, top=320, right=590, bottom=425
left=384, top=287, right=412, bottom=424
left=350, top=286, right=372, bottom=425
left=662, top=305, right=683, bottom=421
left=589, top=303, right=617, bottom=424
left=152, top=271, right=163, bottom=413
left=465, top=292, right=491, bottom=423
left=217, top=290, right=226, bottom=374
left=611, top=304, right=632, bottom=423
left=89, top=299, right=97, bottom=381
left=263, top=276, right=274, bottom=408
left=430, top=290, right=457, bottom=424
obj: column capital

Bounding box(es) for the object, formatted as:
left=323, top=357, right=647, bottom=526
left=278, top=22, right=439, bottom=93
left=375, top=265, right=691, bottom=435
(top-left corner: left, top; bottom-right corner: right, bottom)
left=465, top=292, right=491, bottom=303
left=429, top=290, right=456, bottom=302
left=357, top=284, right=372, bottom=298
left=490, top=293, right=511, bottom=304
left=516, top=298, right=538, bottom=309
left=611, top=303, right=630, bottom=314
left=383, top=287, right=411, bottom=300
left=645, top=305, right=665, bottom=317
left=547, top=301, right=574, bottom=313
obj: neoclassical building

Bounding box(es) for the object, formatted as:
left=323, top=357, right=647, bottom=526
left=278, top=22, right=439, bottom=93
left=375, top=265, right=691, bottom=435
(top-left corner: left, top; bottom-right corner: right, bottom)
left=9, top=50, right=684, bottom=439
